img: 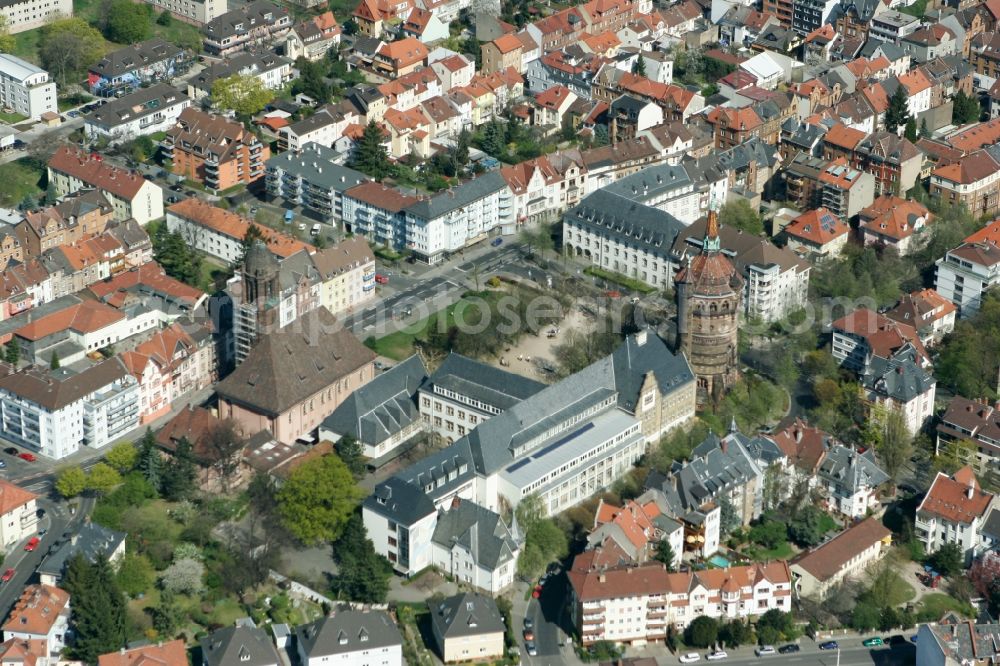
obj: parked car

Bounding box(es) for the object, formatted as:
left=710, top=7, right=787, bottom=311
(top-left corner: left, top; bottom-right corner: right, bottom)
left=491, top=237, right=503, bottom=247
left=18, top=453, right=35, bottom=462
left=777, top=645, right=800, bottom=654
left=679, top=654, right=701, bottom=664
left=1, top=569, right=14, bottom=582
left=820, top=641, right=839, bottom=650
left=523, top=629, right=534, bottom=642
left=523, top=617, right=533, bottom=630
left=524, top=641, right=537, bottom=656
left=170, top=185, right=183, bottom=192
left=706, top=651, right=728, bottom=661
left=863, top=637, right=884, bottom=647
left=3, top=447, right=17, bottom=455
left=24, top=537, right=39, bottom=551
left=0, top=460, right=6, bottom=468
left=755, top=646, right=776, bottom=656
left=375, top=274, right=389, bottom=284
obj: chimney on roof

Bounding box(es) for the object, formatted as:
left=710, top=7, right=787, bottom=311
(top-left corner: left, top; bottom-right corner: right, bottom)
left=795, top=428, right=802, bottom=443
left=598, top=572, right=606, bottom=583
left=968, top=480, right=975, bottom=500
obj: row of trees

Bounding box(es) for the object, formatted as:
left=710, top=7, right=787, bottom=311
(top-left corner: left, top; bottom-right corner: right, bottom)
left=684, top=610, right=796, bottom=649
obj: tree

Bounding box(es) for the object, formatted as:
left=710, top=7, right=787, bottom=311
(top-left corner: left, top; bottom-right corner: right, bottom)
left=632, top=55, right=646, bottom=76
left=277, top=454, right=363, bottom=545
left=161, top=437, right=197, bottom=501
left=788, top=505, right=830, bottom=547
left=969, top=552, right=1000, bottom=615
left=885, top=85, right=910, bottom=133
left=204, top=419, right=245, bottom=492
left=653, top=539, right=677, bottom=571
left=49, top=351, right=60, bottom=370
left=160, top=557, right=205, bottom=594
left=719, top=200, right=764, bottom=235
left=136, top=428, right=162, bottom=492
left=87, top=462, right=122, bottom=496
left=718, top=620, right=752, bottom=648
left=66, top=555, right=126, bottom=663
left=904, top=117, right=918, bottom=142
left=851, top=602, right=880, bottom=632
left=105, top=442, right=137, bottom=474
left=55, top=467, right=87, bottom=499
left=756, top=609, right=794, bottom=644
left=39, top=18, right=106, bottom=87
left=4, top=339, right=19, bottom=365
left=348, top=121, right=394, bottom=181
left=148, top=588, right=184, bottom=636
left=930, top=542, right=964, bottom=577
left=953, top=90, right=981, bottom=125
left=685, top=616, right=719, bottom=648
left=292, top=58, right=331, bottom=104
left=156, top=9, right=173, bottom=25
left=749, top=520, right=787, bottom=550
left=330, top=512, right=394, bottom=602
left=127, top=135, right=156, bottom=163
left=0, top=15, right=15, bottom=54
left=211, top=74, right=275, bottom=117
left=105, top=0, right=151, bottom=43
left=517, top=518, right=568, bottom=581
left=869, top=404, right=912, bottom=483
left=153, top=224, right=203, bottom=286
left=717, top=494, right=741, bottom=537
left=478, top=119, right=508, bottom=159
left=335, top=434, right=366, bottom=479
left=116, top=552, right=155, bottom=597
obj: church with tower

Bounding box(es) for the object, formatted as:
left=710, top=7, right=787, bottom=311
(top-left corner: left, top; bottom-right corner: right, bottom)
left=675, top=204, right=743, bottom=405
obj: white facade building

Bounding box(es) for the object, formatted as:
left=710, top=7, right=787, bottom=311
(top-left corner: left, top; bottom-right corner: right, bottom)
left=84, top=84, right=191, bottom=144
left=0, top=0, right=71, bottom=34
left=916, top=467, right=999, bottom=565
left=0, top=480, right=37, bottom=548
left=296, top=612, right=403, bottom=666
left=935, top=241, right=1000, bottom=318
left=0, top=54, right=56, bottom=121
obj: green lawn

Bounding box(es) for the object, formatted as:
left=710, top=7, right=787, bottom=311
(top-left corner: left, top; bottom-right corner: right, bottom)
left=918, top=593, right=975, bottom=620
left=11, top=30, right=41, bottom=64
left=0, top=159, right=46, bottom=208
left=817, top=512, right=838, bottom=535
left=754, top=541, right=795, bottom=561
left=0, top=111, right=28, bottom=124
left=198, top=257, right=233, bottom=293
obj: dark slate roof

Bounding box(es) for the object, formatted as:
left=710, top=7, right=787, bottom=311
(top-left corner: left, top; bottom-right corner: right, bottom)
left=818, top=445, right=889, bottom=492
left=563, top=190, right=686, bottom=258
left=718, top=137, right=781, bottom=171
left=364, top=476, right=437, bottom=524
left=203, top=0, right=288, bottom=40
left=322, top=355, right=427, bottom=446
left=430, top=499, right=518, bottom=570
left=421, top=353, right=544, bottom=413
left=861, top=344, right=935, bottom=402
left=610, top=331, right=693, bottom=413
left=37, top=522, right=126, bottom=579
left=602, top=163, right=693, bottom=204
left=215, top=308, right=375, bottom=416
left=90, top=39, right=186, bottom=79
left=404, top=172, right=508, bottom=220
left=430, top=593, right=506, bottom=640
left=201, top=626, right=280, bottom=666
left=295, top=611, right=402, bottom=658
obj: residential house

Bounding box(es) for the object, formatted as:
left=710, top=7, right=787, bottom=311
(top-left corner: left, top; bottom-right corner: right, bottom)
left=533, top=85, right=578, bottom=131
left=85, top=261, right=206, bottom=318
left=815, top=446, right=889, bottom=518
left=789, top=517, right=892, bottom=598
left=830, top=307, right=929, bottom=373
left=858, top=195, right=932, bottom=254
left=341, top=182, right=418, bottom=250
left=587, top=498, right=683, bottom=569
left=309, top=236, right=376, bottom=315
left=0, top=55, right=56, bottom=121
left=201, top=626, right=280, bottom=666
left=482, top=34, right=524, bottom=75
left=815, top=158, right=875, bottom=220
left=84, top=84, right=191, bottom=145
left=166, top=198, right=312, bottom=265
left=916, top=617, right=1000, bottom=665
left=320, top=355, right=427, bottom=460
left=929, top=148, right=1000, bottom=219
left=351, top=0, right=415, bottom=38
left=430, top=53, right=475, bottom=91
left=164, top=108, right=270, bottom=191
left=139, top=0, right=225, bottom=25
left=0, top=480, right=37, bottom=548
left=98, top=640, right=188, bottom=666
left=935, top=239, right=1000, bottom=316
left=284, top=12, right=341, bottom=61
left=186, top=52, right=293, bottom=101
left=296, top=611, right=402, bottom=666
left=902, top=24, right=959, bottom=62
left=373, top=38, right=429, bottom=79
left=47, top=147, right=164, bottom=226
left=201, top=1, right=291, bottom=57
left=401, top=7, right=448, bottom=43
left=430, top=593, right=505, bottom=664
left=916, top=466, right=999, bottom=564
left=937, top=396, right=1000, bottom=474
left=215, top=308, right=376, bottom=444
left=781, top=207, right=850, bottom=258
left=87, top=40, right=189, bottom=97
left=15, top=190, right=114, bottom=258
left=2, top=586, right=69, bottom=656
left=885, top=288, right=956, bottom=345
left=36, top=522, right=126, bottom=585
left=265, top=144, right=369, bottom=223
left=568, top=557, right=793, bottom=644
left=609, top=95, right=663, bottom=143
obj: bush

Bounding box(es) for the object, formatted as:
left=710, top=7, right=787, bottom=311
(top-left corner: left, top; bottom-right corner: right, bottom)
left=685, top=615, right=719, bottom=648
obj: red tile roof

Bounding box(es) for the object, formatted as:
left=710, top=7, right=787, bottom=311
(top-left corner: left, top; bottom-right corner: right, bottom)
left=824, top=123, right=866, bottom=151
left=832, top=307, right=929, bottom=362
left=378, top=38, right=429, bottom=69
left=344, top=182, right=419, bottom=212
left=792, top=517, right=891, bottom=582
left=492, top=33, right=523, bottom=54
left=2, top=586, right=69, bottom=636
left=98, top=640, right=188, bottom=666
left=48, top=147, right=147, bottom=200
left=167, top=199, right=313, bottom=259
left=535, top=85, right=574, bottom=110
left=859, top=195, right=932, bottom=241
left=933, top=149, right=1000, bottom=185
left=593, top=499, right=660, bottom=550
left=770, top=419, right=831, bottom=474
left=86, top=262, right=205, bottom=308
left=947, top=118, right=1000, bottom=153
left=918, top=467, right=994, bottom=524
left=15, top=301, right=125, bottom=341
left=0, top=479, right=37, bottom=516
left=784, top=208, right=849, bottom=246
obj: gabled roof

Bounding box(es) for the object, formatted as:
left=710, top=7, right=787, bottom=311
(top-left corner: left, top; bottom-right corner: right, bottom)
left=98, top=640, right=188, bottom=666
left=296, top=611, right=402, bottom=658
left=2, top=586, right=69, bottom=636
left=201, top=626, right=279, bottom=666
left=859, top=195, right=931, bottom=241
left=48, top=147, right=148, bottom=200
left=791, top=517, right=890, bottom=582
left=431, top=498, right=519, bottom=570
left=918, top=467, right=994, bottom=524
left=0, top=480, right=37, bottom=516
left=430, top=593, right=505, bottom=640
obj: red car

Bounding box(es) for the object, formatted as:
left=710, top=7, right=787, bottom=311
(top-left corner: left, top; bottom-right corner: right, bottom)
left=1, top=569, right=14, bottom=582
left=24, top=537, right=39, bottom=552
left=18, top=453, right=35, bottom=462
left=374, top=274, right=389, bottom=285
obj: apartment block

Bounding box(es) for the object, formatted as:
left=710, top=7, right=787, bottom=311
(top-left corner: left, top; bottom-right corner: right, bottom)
left=0, top=54, right=56, bottom=121
left=916, top=467, right=999, bottom=565
left=164, top=109, right=270, bottom=191
left=0, top=0, right=71, bottom=34
left=85, top=84, right=191, bottom=145
left=790, top=517, right=892, bottom=599
left=265, top=143, right=369, bottom=223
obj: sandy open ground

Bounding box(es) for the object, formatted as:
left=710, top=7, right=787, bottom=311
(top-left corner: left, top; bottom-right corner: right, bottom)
left=486, top=306, right=596, bottom=382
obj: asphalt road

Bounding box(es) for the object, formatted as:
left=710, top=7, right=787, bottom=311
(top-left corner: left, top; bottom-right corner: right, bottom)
left=0, top=495, right=94, bottom=620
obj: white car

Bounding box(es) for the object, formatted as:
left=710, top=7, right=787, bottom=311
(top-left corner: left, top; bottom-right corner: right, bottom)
left=755, top=646, right=776, bottom=656
left=706, top=651, right=728, bottom=661
left=679, top=654, right=701, bottom=663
